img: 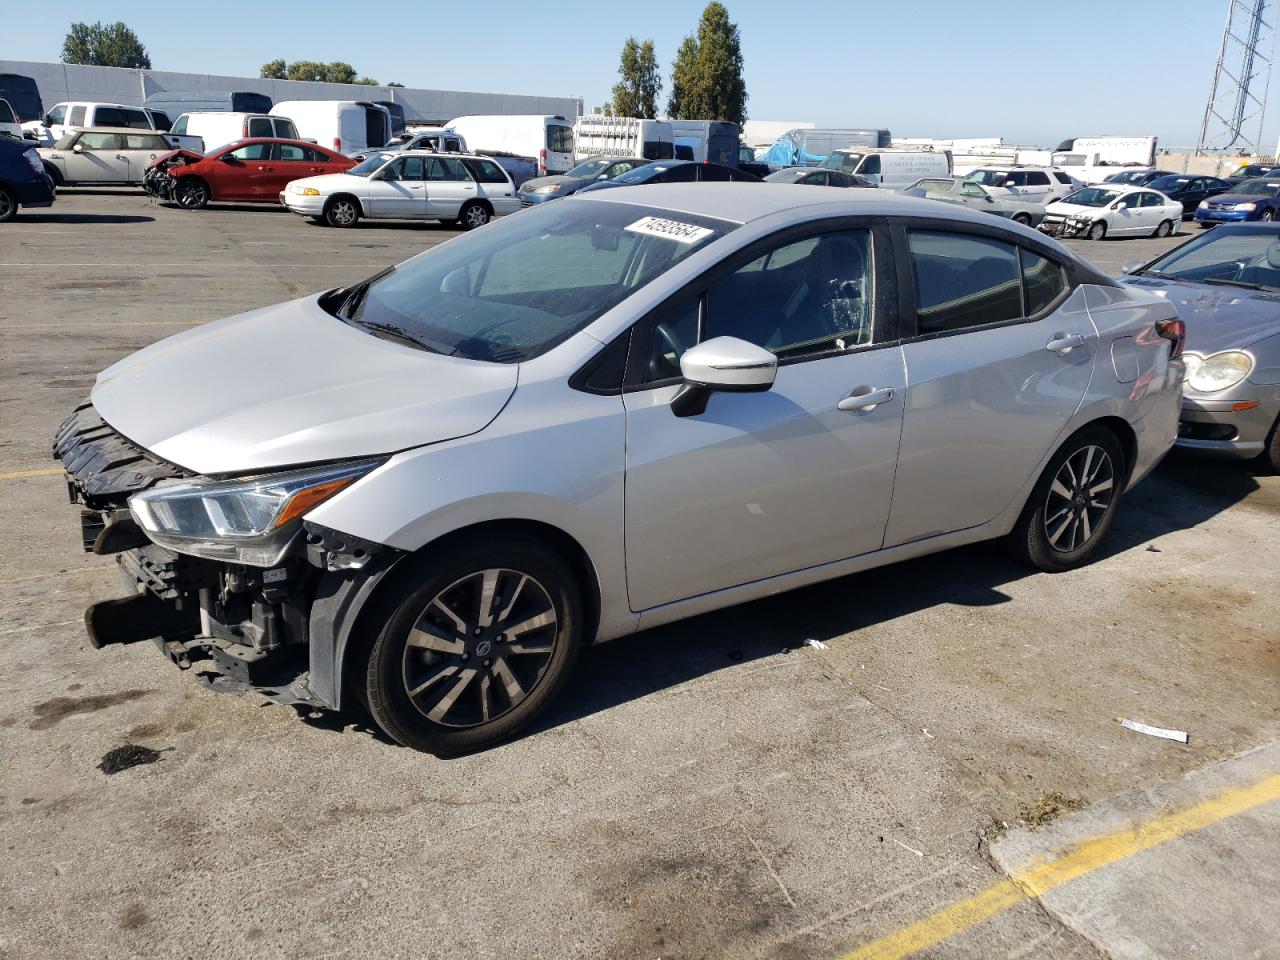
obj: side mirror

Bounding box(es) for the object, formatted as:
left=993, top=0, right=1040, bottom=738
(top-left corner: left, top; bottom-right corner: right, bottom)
left=1121, top=259, right=1145, bottom=275
left=1111, top=201, right=1123, bottom=210
left=73, top=142, right=86, bottom=153
left=1005, top=180, right=1016, bottom=188
left=672, top=336, right=776, bottom=417
left=218, top=153, right=236, bottom=163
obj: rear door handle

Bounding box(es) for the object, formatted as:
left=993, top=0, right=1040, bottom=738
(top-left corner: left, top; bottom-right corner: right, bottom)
left=1046, top=333, right=1086, bottom=354
left=837, top=386, right=895, bottom=412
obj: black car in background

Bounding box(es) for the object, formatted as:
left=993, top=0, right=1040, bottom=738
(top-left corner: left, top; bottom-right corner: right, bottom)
left=1102, top=169, right=1177, bottom=187
left=1227, top=163, right=1280, bottom=185
left=577, top=158, right=761, bottom=192
left=764, top=167, right=876, bottom=188
left=1147, top=174, right=1233, bottom=216
left=0, top=135, right=55, bottom=221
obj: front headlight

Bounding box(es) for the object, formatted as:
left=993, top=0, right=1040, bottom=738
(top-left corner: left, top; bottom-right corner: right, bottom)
left=1197, top=200, right=1208, bottom=208
left=1186, top=351, right=1253, bottom=393
left=301, top=187, right=321, bottom=196
left=129, top=460, right=379, bottom=566
left=1234, top=202, right=1257, bottom=212
left=531, top=184, right=561, bottom=194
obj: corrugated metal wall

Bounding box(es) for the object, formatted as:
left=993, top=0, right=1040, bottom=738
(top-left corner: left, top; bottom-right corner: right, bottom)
left=1, top=59, right=580, bottom=124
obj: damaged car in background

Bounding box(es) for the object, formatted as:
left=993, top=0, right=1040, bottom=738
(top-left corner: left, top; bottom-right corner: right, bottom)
left=56, top=185, right=1184, bottom=756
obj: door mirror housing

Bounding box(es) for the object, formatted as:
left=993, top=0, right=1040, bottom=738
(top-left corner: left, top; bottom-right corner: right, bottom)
left=672, top=336, right=777, bottom=417
left=1111, top=201, right=1123, bottom=210
left=71, top=142, right=84, bottom=153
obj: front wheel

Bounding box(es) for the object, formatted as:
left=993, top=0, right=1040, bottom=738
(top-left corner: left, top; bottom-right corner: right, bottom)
left=458, top=200, right=491, bottom=230
left=174, top=177, right=209, bottom=209
left=1088, top=220, right=1107, bottom=241
left=1008, top=427, right=1125, bottom=573
left=1012, top=212, right=1032, bottom=226
left=1261, top=209, right=1275, bottom=222
left=1154, top=219, right=1174, bottom=238
left=364, top=537, right=583, bottom=756
left=0, top=185, right=16, bottom=223
left=1264, top=415, right=1280, bottom=473
left=324, top=195, right=361, bottom=228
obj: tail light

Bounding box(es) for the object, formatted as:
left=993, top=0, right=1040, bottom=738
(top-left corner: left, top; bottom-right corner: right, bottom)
left=1155, top=318, right=1186, bottom=359
left=334, top=137, right=342, bottom=152
left=538, top=148, right=547, bottom=176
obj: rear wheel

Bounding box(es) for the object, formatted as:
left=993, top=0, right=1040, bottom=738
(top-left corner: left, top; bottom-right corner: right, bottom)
left=1088, top=220, right=1107, bottom=241
left=174, top=177, right=209, bottom=209
left=364, top=537, right=583, bottom=756
left=458, top=200, right=491, bottom=230
left=1154, top=219, right=1174, bottom=238
left=1008, top=427, right=1125, bottom=572
left=0, top=186, right=16, bottom=223
left=1261, top=209, right=1275, bottom=222
left=324, top=195, right=360, bottom=228
left=1012, top=212, right=1032, bottom=226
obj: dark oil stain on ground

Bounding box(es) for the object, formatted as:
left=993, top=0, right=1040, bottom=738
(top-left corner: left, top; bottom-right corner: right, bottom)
left=29, top=690, right=154, bottom=730
left=120, top=902, right=149, bottom=930
left=97, top=744, right=164, bottom=775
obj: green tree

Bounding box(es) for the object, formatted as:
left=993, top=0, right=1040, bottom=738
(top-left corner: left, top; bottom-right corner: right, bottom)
left=354, top=76, right=380, bottom=86
left=260, top=59, right=287, bottom=79
left=387, top=81, right=405, bottom=88
left=61, top=21, right=151, bottom=69
left=610, top=37, right=662, bottom=119
left=323, top=62, right=359, bottom=84
left=665, top=3, right=747, bottom=125
left=667, top=34, right=698, bottom=119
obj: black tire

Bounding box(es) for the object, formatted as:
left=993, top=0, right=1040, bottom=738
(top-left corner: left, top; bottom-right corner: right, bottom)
left=324, top=195, right=360, bottom=228
left=1088, top=220, right=1107, bottom=241
left=1264, top=415, right=1280, bottom=473
left=0, top=185, right=16, bottom=223
left=1007, top=427, right=1126, bottom=573
left=174, top=177, right=210, bottom=209
left=364, top=537, right=583, bottom=756
left=1012, top=212, right=1032, bottom=226
left=1261, top=209, right=1275, bottom=222
left=458, top=200, right=491, bottom=230
left=1154, top=219, right=1173, bottom=238
left=43, top=163, right=62, bottom=187
left=309, top=216, right=326, bottom=225
left=1199, top=222, right=1213, bottom=229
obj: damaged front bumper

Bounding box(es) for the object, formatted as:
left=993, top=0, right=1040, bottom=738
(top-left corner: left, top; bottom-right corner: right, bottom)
left=1037, top=213, right=1096, bottom=239
left=54, top=403, right=402, bottom=711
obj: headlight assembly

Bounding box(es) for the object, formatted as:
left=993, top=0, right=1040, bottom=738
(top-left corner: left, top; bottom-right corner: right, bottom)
left=1186, top=351, right=1253, bottom=393
left=1233, top=202, right=1257, bottom=212
left=129, top=460, right=379, bottom=566
left=532, top=184, right=561, bottom=194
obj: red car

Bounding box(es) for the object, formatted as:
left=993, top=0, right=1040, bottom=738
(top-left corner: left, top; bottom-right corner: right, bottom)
left=146, top=138, right=354, bottom=208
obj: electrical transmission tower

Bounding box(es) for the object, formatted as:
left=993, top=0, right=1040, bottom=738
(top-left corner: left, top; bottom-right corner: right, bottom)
left=1196, top=0, right=1277, bottom=156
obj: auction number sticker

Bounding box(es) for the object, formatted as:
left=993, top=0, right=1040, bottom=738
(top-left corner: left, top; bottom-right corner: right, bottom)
left=625, top=216, right=714, bottom=244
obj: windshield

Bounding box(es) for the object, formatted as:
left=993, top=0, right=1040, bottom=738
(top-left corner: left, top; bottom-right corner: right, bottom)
left=1062, top=187, right=1120, bottom=207
left=567, top=158, right=611, bottom=178
left=1236, top=181, right=1280, bottom=196
left=819, top=151, right=862, bottom=172
left=966, top=170, right=1011, bottom=186
left=53, top=133, right=78, bottom=150
left=1139, top=227, right=1280, bottom=291
left=347, top=154, right=394, bottom=177
left=334, top=200, right=734, bottom=362
left=1148, top=175, right=1191, bottom=191
left=1104, top=171, right=1144, bottom=184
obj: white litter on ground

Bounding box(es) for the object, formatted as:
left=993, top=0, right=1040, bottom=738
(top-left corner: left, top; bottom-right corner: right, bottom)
left=1117, top=717, right=1189, bottom=743
left=893, top=838, right=924, bottom=857
left=803, top=638, right=828, bottom=650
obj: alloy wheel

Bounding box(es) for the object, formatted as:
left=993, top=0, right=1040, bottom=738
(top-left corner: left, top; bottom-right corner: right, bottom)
left=1262, top=210, right=1275, bottom=222
left=1043, top=444, right=1114, bottom=553
left=177, top=180, right=207, bottom=208
left=401, top=568, right=559, bottom=729
left=464, top=204, right=489, bottom=228
left=1088, top=221, right=1106, bottom=241
left=330, top=200, right=357, bottom=226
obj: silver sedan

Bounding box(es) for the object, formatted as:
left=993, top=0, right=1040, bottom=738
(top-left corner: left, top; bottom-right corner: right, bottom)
left=1119, top=222, right=1280, bottom=470
left=897, top=176, right=1048, bottom=226
left=56, top=185, right=1184, bottom=754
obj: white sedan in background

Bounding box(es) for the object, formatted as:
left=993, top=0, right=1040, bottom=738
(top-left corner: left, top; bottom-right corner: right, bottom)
left=1038, top=185, right=1183, bottom=240
left=281, top=150, right=520, bottom=229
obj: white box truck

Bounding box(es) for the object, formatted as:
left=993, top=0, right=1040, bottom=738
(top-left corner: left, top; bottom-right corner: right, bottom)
left=270, top=101, right=392, bottom=157
left=1050, top=136, right=1159, bottom=183
left=445, top=115, right=576, bottom=175
left=573, top=116, right=674, bottom=161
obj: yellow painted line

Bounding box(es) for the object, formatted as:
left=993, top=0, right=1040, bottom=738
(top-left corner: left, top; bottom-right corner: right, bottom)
left=0, top=467, right=64, bottom=481
left=842, top=771, right=1280, bottom=960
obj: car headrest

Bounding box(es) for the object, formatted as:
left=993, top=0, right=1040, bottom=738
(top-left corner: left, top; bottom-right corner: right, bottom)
left=1267, top=240, right=1280, bottom=269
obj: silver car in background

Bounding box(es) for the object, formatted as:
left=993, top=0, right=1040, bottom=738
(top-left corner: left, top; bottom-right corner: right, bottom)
left=898, top=176, right=1048, bottom=226
left=1119, top=222, right=1280, bottom=470
left=55, top=185, right=1185, bottom=755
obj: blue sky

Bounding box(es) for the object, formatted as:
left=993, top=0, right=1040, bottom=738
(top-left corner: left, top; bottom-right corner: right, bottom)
left=8, top=0, right=1277, bottom=151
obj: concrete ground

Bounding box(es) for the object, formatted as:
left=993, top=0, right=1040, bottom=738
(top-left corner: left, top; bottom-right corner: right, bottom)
left=0, top=191, right=1276, bottom=960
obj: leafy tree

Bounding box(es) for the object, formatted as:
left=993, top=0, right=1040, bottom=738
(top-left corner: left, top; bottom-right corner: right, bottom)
left=61, top=21, right=151, bottom=69
left=387, top=81, right=405, bottom=88
left=354, top=77, right=380, bottom=86
left=665, top=3, right=747, bottom=125
left=667, top=34, right=698, bottom=119
left=260, top=59, right=287, bottom=79
left=268, top=60, right=375, bottom=84
left=322, top=62, right=359, bottom=85
left=610, top=38, right=662, bottom=119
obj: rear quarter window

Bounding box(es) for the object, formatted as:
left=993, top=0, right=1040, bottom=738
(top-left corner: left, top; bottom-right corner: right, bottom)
left=463, top=158, right=509, bottom=183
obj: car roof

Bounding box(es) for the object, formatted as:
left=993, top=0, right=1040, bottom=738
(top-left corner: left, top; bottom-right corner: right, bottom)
left=57, top=126, right=169, bottom=135
left=575, top=181, right=1029, bottom=226
left=218, top=137, right=337, bottom=148
left=392, top=150, right=504, bottom=161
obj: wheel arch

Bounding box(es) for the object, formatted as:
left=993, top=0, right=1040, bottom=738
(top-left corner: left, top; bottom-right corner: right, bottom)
left=326, top=192, right=365, bottom=216
left=42, top=162, right=63, bottom=185
left=319, top=517, right=602, bottom=713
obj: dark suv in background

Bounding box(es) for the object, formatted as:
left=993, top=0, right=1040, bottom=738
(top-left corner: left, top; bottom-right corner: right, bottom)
left=0, top=136, right=54, bottom=222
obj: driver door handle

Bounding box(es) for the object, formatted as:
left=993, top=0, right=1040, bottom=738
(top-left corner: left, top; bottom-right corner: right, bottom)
left=1046, top=333, right=1086, bottom=354
left=838, top=386, right=894, bottom=412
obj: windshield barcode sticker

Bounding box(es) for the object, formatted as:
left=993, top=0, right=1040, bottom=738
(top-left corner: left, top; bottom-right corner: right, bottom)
left=625, top=216, right=714, bottom=244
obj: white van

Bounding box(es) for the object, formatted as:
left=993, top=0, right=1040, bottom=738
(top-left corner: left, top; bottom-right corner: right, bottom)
left=270, top=101, right=392, bottom=157
left=819, top=149, right=951, bottom=187
left=167, top=112, right=299, bottom=153
left=22, top=101, right=162, bottom=146
left=444, top=115, right=575, bottom=175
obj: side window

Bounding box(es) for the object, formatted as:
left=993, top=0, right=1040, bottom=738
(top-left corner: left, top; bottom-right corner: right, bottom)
left=399, top=156, right=427, bottom=180
left=123, top=134, right=160, bottom=150
left=1118, top=193, right=1141, bottom=209
left=1140, top=192, right=1163, bottom=207
left=1006, top=172, right=1029, bottom=186
left=1053, top=172, right=1072, bottom=184
left=68, top=105, right=86, bottom=126
left=381, top=158, right=408, bottom=181
left=227, top=143, right=271, bottom=161
left=77, top=132, right=120, bottom=150
left=47, top=105, right=67, bottom=125
left=802, top=172, right=827, bottom=186
left=462, top=159, right=509, bottom=183
left=427, top=157, right=471, bottom=180
left=960, top=182, right=986, bottom=198
left=445, top=137, right=461, bottom=152
left=704, top=229, right=874, bottom=359
left=662, top=164, right=697, bottom=183
left=93, top=107, right=123, bottom=126
left=1020, top=248, right=1066, bottom=315
left=641, top=297, right=701, bottom=383
left=171, top=115, right=188, bottom=134
left=276, top=143, right=306, bottom=161
left=700, top=164, right=730, bottom=182
left=857, top=154, right=881, bottom=176
left=1027, top=172, right=1051, bottom=186
left=907, top=231, right=1021, bottom=334
left=119, top=108, right=151, bottom=129
left=608, top=161, right=638, bottom=178
left=272, top=119, right=298, bottom=139
left=247, top=117, right=273, bottom=138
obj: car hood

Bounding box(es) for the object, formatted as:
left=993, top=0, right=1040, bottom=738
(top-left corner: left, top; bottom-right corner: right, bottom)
left=90, top=295, right=518, bottom=475
left=1117, top=276, right=1280, bottom=354
left=1203, top=191, right=1273, bottom=205
left=1045, top=201, right=1110, bottom=216
left=289, top=173, right=366, bottom=193
left=520, top=174, right=586, bottom=192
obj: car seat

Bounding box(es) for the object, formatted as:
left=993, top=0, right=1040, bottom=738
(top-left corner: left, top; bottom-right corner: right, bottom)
left=1237, top=239, right=1280, bottom=288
